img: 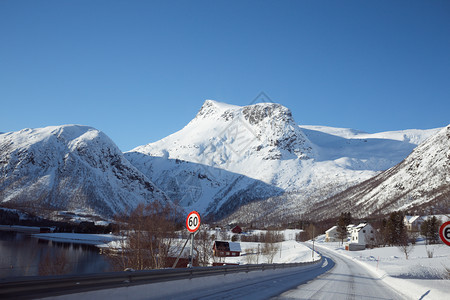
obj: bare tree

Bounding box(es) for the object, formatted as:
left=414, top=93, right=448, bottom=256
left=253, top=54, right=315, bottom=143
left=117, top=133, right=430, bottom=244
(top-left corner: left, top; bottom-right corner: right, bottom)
left=104, top=202, right=179, bottom=270
left=397, top=242, right=414, bottom=260
left=305, top=223, right=317, bottom=241
left=397, top=231, right=414, bottom=260
left=261, top=230, right=280, bottom=264
left=244, top=248, right=258, bottom=264
left=194, top=228, right=213, bottom=267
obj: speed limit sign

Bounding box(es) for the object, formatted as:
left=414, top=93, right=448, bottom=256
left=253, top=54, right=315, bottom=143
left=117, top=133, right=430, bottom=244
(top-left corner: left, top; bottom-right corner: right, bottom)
left=186, top=211, right=201, bottom=233
left=439, top=221, right=450, bottom=246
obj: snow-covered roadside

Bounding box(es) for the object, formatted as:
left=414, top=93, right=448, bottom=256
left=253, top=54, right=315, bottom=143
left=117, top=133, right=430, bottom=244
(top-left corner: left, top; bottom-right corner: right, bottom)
left=32, top=233, right=121, bottom=246
left=224, top=240, right=320, bottom=265
left=314, top=239, right=450, bottom=299
left=30, top=232, right=319, bottom=266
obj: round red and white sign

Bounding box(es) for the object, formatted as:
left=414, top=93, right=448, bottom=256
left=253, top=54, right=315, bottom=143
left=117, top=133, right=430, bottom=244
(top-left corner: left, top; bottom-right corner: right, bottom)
left=186, top=211, right=201, bottom=233
left=439, top=221, right=450, bottom=246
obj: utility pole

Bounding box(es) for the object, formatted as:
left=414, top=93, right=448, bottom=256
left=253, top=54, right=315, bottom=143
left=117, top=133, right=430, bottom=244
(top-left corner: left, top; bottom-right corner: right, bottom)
left=312, top=225, right=315, bottom=262
left=187, top=233, right=194, bottom=268
left=257, top=244, right=260, bottom=264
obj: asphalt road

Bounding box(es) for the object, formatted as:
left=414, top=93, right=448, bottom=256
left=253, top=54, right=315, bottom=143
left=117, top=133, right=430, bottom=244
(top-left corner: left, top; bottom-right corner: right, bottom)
left=274, top=245, right=403, bottom=300
left=179, top=257, right=333, bottom=300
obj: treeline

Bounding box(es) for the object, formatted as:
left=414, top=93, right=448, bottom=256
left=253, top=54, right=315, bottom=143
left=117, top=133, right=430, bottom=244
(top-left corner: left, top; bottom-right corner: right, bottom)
left=373, top=211, right=442, bottom=246
left=240, top=231, right=284, bottom=243
left=0, top=208, right=113, bottom=234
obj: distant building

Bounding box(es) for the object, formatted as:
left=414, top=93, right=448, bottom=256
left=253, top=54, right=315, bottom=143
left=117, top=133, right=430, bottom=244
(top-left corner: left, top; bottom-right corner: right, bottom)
left=347, top=224, right=355, bottom=233
left=325, top=224, right=354, bottom=243
left=212, top=241, right=241, bottom=257
left=232, top=225, right=242, bottom=234
left=325, top=226, right=339, bottom=242
left=349, top=223, right=375, bottom=248
left=404, top=216, right=424, bottom=232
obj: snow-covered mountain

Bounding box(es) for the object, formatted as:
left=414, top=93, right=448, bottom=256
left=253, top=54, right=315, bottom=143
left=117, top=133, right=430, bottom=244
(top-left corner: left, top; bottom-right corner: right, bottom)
left=126, top=100, right=441, bottom=220
left=305, top=125, right=450, bottom=220
left=126, top=100, right=310, bottom=218
left=1, top=101, right=443, bottom=223
left=0, top=125, right=168, bottom=219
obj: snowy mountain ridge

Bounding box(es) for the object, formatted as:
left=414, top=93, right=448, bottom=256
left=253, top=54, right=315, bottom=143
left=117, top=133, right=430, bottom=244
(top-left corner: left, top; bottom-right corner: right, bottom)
left=305, top=125, right=450, bottom=219
left=0, top=125, right=168, bottom=219
left=126, top=100, right=443, bottom=220
left=0, top=100, right=445, bottom=222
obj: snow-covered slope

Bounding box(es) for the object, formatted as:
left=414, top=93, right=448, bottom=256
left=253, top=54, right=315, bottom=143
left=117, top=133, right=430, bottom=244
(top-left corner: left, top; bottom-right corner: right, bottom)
left=126, top=100, right=309, bottom=217
left=300, top=125, right=440, bottom=170
left=2, top=102, right=442, bottom=222
left=0, top=125, right=168, bottom=219
left=307, top=125, right=450, bottom=219
left=126, top=100, right=441, bottom=220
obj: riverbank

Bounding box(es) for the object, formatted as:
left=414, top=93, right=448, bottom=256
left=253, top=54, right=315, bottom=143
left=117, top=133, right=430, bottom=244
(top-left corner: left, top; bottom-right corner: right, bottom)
left=33, top=232, right=121, bottom=246
left=0, top=225, right=42, bottom=234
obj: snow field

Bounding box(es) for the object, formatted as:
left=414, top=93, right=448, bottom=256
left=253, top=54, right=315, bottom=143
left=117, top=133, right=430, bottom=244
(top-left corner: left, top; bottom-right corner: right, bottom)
left=315, top=238, right=450, bottom=299
left=223, top=240, right=320, bottom=265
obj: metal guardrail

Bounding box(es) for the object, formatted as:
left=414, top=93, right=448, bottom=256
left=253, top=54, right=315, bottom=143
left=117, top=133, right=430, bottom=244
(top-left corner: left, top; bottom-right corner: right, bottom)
left=0, top=259, right=322, bottom=299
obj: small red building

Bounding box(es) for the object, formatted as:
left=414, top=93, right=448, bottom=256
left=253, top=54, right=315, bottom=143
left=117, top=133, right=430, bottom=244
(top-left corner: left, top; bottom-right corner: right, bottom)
left=231, top=225, right=242, bottom=234
left=212, top=241, right=241, bottom=257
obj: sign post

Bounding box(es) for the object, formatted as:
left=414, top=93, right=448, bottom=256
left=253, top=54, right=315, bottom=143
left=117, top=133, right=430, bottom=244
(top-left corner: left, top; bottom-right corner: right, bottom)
left=439, top=221, right=450, bottom=246
left=186, top=211, right=201, bottom=268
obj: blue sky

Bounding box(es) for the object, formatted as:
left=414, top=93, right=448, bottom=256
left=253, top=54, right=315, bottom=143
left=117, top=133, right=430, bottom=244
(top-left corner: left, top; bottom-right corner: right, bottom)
left=1, top=1, right=449, bottom=151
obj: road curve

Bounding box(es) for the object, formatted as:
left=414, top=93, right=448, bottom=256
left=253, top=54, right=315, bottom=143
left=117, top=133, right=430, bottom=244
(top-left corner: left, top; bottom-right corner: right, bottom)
left=274, top=245, right=403, bottom=300
left=188, top=257, right=333, bottom=300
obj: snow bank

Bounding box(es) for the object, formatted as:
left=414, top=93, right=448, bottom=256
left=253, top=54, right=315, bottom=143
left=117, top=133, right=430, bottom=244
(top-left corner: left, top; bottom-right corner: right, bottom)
left=32, top=233, right=121, bottom=246
left=316, top=240, right=450, bottom=299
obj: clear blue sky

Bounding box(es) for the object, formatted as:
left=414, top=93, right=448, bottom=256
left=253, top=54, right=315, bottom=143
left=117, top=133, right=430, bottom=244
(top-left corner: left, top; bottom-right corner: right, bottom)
left=1, top=1, right=449, bottom=151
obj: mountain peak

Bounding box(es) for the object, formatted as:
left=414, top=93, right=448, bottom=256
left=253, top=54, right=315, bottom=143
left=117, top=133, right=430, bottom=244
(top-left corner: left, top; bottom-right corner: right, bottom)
left=195, top=100, right=241, bottom=120
left=136, top=100, right=314, bottom=162
left=194, top=100, right=296, bottom=125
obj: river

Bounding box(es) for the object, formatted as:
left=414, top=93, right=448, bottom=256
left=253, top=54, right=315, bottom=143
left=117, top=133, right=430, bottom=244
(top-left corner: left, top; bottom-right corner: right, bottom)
left=0, top=231, right=112, bottom=279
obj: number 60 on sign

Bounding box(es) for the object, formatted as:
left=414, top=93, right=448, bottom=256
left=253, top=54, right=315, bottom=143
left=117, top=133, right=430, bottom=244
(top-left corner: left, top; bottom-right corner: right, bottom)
left=186, top=211, right=201, bottom=233
left=439, top=221, right=450, bottom=246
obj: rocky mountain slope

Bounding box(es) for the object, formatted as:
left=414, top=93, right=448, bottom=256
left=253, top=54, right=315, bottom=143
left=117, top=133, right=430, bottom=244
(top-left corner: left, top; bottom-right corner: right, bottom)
left=126, top=100, right=441, bottom=220
left=304, top=125, right=450, bottom=220
left=0, top=125, right=168, bottom=219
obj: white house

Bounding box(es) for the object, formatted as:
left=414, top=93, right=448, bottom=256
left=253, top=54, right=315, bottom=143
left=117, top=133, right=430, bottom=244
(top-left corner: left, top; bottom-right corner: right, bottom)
left=349, top=223, right=375, bottom=246
left=325, top=224, right=356, bottom=243
left=325, top=226, right=339, bottom=242
left=404, top=216, right=424, bottom=232
left=347, top=224, right=355, bottom=233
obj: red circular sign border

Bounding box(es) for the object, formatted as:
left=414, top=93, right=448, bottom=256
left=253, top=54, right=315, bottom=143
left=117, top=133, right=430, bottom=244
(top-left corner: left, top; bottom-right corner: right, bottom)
left=439, top=221, right=450, bottom=246
left=186, top=211, right=201, bottom=233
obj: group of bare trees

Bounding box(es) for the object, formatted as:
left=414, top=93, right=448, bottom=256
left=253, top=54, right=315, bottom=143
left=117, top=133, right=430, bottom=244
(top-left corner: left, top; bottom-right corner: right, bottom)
left=241, top=230, right=283, bottom=264
left=194, top=228, right=213, bottom=267
left=104, top=202, right=180, bottom=271
left=261, top=231, right=282, bottom=263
